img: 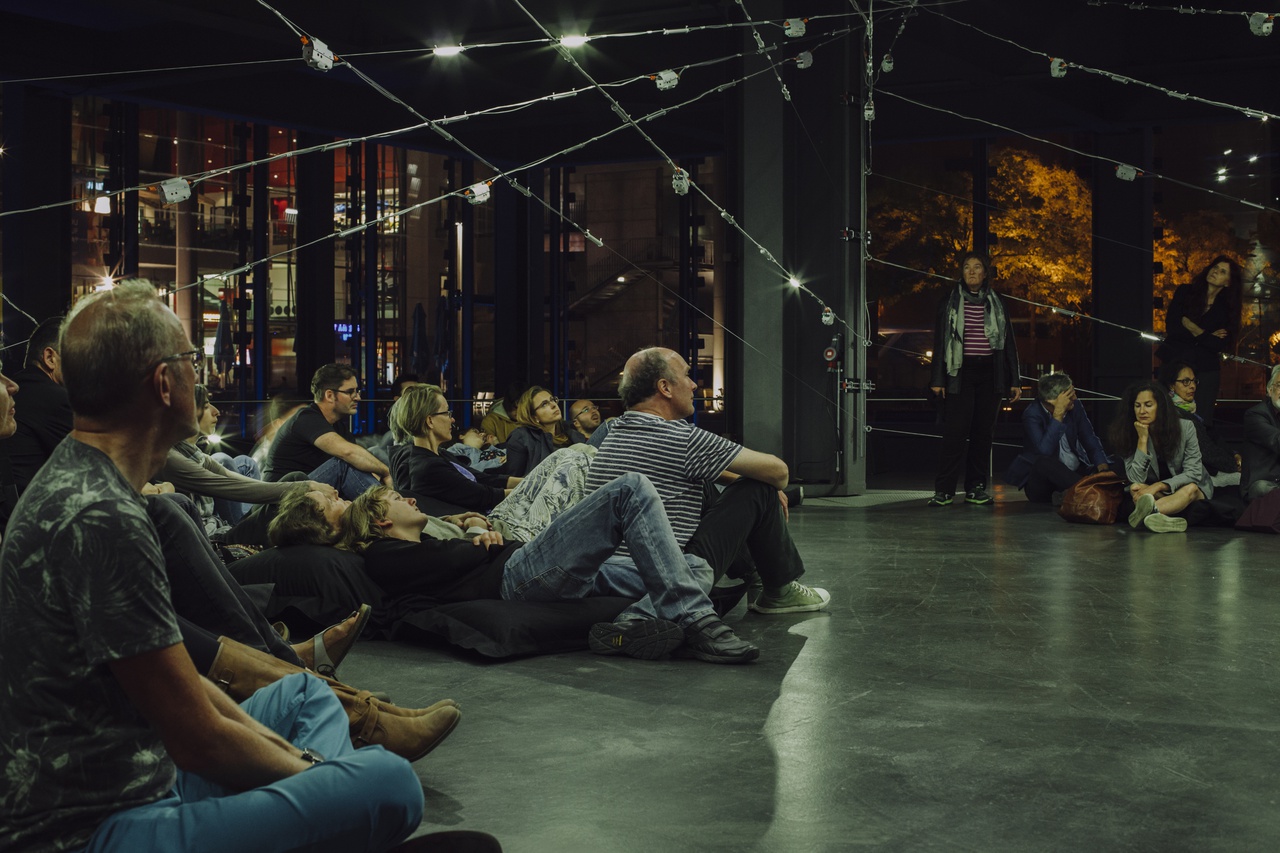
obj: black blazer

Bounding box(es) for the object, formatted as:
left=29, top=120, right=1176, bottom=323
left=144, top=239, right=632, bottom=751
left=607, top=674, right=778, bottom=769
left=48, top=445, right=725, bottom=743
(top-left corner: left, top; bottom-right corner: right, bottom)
left=1242, top=399, right=1280, bottom=494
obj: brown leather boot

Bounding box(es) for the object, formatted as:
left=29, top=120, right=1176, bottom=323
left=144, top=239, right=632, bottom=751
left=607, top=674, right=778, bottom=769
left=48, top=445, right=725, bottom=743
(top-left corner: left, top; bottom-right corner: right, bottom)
left=208, top=637, right=460, bottom=761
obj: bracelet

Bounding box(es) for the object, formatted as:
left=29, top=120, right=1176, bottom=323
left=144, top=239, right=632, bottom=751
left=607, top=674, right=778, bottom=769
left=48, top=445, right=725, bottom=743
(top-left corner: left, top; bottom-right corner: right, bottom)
left=299, top=747, right=325, bottom=766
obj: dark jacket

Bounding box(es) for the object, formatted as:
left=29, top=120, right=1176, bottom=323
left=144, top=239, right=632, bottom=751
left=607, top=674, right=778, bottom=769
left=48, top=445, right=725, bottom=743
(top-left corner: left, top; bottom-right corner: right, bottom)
left=389, top=443, right=507, bottom=515
left=2, top=367, right=73, bottom=492
left=1004, top=400, right=1110, bottom=488
left=1241, top=398, right=1280, bottom=494
left=929, top=288, right=1020, bottom=396
left=1174, top=408, right=1236, bottom=476
left=504, top=425, right=585, bottom=477
left=1161, top=284, right=1235, bottom=374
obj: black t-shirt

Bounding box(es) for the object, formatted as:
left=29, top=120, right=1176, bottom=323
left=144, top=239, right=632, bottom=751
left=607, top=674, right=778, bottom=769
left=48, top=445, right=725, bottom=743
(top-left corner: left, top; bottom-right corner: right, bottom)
left=361, top=537, right=519, bottom=602
left=264, top=403, right=346, bottom=481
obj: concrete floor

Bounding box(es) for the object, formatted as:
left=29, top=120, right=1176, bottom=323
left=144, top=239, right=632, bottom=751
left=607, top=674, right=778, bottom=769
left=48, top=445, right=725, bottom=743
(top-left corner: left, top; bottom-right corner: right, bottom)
left=340, top=487, right=1280, bottom=853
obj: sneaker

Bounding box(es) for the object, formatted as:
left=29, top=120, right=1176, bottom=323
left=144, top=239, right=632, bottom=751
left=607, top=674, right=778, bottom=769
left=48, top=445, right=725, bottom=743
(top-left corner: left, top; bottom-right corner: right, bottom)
left=965, top=486, right=993, bottom=505
left=749, top=580, right=831, bottom=614
left=1128, top=493, right=1156, bottom=529
left=588, top=619, right=684, bottom=660
left=1143, top=512, right=1188, bottom=534
left=679, top=615, right=759, bottom=664
left=927, top=492, right=953, bottom=507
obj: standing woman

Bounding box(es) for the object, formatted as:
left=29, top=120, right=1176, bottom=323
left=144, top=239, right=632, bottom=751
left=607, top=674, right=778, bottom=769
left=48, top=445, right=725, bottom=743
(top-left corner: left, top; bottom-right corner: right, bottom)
left=505, top=386, right=586, bottom=476
left=1161, top=255, right=1242, bottom=430
left=928, top=252, right=1022, bottom=506
left=1107, top=381, right=1211, bottom=533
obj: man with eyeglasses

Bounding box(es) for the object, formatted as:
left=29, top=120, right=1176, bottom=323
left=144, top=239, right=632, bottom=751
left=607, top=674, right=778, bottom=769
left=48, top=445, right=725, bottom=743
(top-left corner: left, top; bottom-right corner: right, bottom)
left=568, top=399, right=602, bottom=441
left=0, top=282, right=423, bottom=852
left=264, top=364, right=393, bottom=498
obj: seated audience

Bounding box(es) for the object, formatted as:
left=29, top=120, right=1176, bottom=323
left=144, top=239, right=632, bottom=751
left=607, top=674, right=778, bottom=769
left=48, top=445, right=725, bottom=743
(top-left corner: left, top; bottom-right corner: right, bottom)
left=1157, top=360, right=1240, bottom=484
left=389, top=385, right=597, bottom=542
left=505, top=386, right=586, bottom=476
left=264, top=364, right=391, bottom=497
left=1004, top=372, right=1111, bottom=503
left=0, top=281, right=431, bottom=852
left=1241, top=364, right=1280, bottom=501
left=1108, top=380, right=1212, bottom=533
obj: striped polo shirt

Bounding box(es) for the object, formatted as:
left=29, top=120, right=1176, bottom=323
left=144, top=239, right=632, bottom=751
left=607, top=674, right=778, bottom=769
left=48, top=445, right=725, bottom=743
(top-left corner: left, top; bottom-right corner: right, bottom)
left=585, top=410, right=743, bottom=555
left=962, top=302, right=993, bottom=356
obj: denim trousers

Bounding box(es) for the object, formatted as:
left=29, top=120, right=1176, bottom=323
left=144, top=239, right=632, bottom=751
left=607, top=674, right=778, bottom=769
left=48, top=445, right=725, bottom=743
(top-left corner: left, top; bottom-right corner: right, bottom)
left=308, top=456, right=382, bottom=501
left=82, top=673, right=422, bottom=853
left=210, top=451, right=262, bottom=524
left=499, top=472, right=715, bottom=628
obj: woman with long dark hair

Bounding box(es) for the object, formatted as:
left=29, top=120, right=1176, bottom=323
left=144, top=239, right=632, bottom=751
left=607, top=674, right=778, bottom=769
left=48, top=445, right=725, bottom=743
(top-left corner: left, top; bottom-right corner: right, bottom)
left=1160, top=255, right=1243, bottom=429
left=1107, top=381, right=1212, bottom=533
left=927, top=252, right=1021, bottom=506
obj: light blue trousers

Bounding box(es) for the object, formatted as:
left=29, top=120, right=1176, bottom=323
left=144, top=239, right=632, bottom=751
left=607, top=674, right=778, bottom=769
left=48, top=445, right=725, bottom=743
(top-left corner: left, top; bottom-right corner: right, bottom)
left=82, top=673, right=423, bottom=853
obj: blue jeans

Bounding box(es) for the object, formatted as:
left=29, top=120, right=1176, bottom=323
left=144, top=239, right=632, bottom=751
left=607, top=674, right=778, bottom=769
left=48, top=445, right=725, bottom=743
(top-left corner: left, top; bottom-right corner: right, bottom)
left=210, top=452, right=261, bottom=524
left=499, top=472, right=715, bottom=628
left=308, top=456, right=382, bottom=501
left=83, top=673, right=422, bottom=853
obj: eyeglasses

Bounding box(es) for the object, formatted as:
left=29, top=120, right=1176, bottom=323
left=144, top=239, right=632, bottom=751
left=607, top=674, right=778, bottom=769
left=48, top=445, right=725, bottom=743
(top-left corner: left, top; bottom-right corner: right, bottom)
left=148, top=349, right=201, bottom=372
left=429, top=408, right=454, bottom=419
left=535, top=398, right=559, bottom=411
left=1175, top=378, right=1198, bottom=386
left=572, top=405, right=599, bottom=421
left=333, top=386, right=362, bottom=398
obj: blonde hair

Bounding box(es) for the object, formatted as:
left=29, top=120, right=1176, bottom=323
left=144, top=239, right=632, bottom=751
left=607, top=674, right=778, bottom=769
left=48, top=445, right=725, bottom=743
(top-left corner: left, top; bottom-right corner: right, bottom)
left=388, top=384, right=446, bottom=444
left=339, top=485, right=393, bottom=553
left=512, top=385, right=571, bottom=445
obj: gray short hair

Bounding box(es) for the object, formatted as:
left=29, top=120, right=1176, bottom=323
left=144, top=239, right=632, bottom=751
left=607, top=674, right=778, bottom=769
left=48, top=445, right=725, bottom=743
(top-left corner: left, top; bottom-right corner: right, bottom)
left=60, top=280, right=180, bottom=419
left=1268, top=365, right=1280, bottom=390
left=618, top=348, right=674, bottom=409
left=1036, top=372, right=1072, bottom=402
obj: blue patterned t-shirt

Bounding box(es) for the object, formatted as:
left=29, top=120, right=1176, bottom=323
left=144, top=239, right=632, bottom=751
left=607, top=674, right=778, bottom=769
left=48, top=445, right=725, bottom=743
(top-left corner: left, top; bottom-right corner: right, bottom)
left=0, top=437, right=182, bottom=851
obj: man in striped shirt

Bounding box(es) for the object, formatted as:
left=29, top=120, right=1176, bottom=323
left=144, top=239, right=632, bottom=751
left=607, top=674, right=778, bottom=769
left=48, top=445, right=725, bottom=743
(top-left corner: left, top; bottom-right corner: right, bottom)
left=587, top=348, right=830, bottom=642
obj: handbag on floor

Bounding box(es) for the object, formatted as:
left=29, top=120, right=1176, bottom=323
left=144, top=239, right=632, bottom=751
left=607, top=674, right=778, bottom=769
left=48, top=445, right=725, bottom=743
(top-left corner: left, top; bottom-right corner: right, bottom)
left=1058, top=470, right=1127, bottom=525
left=1235, top=489, right=1280, bottom=534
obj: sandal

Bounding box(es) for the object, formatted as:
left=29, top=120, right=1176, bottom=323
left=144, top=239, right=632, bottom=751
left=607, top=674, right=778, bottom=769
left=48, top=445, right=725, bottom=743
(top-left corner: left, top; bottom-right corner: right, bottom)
left=312, top=604, right=372, bottom=678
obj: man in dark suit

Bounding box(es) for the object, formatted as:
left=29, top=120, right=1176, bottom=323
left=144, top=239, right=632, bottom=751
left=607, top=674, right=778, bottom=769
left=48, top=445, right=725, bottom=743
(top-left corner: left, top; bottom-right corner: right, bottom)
left=1005, top=372, right=1111, bottom=503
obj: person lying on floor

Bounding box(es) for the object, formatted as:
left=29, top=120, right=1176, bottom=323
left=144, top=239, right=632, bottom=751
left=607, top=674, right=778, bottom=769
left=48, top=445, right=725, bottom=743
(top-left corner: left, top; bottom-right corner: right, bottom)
left=269, top=477, right=760, bottom=664
left=388, top=383, right=595, bottom=542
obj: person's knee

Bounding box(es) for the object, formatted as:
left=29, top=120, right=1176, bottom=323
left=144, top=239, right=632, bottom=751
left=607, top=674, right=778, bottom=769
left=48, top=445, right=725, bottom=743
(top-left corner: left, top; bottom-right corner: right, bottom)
left=1179, top=483, right=1204, bottom=501
left=344, top=747, right=424, bottom=826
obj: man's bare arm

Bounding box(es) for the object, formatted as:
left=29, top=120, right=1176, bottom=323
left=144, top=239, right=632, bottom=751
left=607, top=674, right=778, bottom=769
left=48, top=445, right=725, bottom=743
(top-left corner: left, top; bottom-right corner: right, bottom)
left=723, top=447, right=789, bottom=490
left=109, top=644, right=312, bottom=791
left=314, top=432, right=392, bottom=482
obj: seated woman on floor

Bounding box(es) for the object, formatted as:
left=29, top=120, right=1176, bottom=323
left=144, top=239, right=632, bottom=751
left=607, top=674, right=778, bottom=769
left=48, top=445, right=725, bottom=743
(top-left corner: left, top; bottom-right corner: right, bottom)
left=1107, top=380, right=1213, bottom=534
left=1157, top=360, right=1241, bottom=487
left=388, top=384, right=595, bottom=542
left=1004, top=372, right=1111, bottom=504
left=1242, top=364, right=1280, bottom=501
left=504, top=386, right=587, bottom=476
left=163, top=384, right=324, bottom=541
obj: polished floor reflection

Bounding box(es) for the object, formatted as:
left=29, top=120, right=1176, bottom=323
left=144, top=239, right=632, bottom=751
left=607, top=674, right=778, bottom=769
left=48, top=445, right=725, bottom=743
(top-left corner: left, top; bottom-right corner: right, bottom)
left=340, top=487, right=1280, bottom=852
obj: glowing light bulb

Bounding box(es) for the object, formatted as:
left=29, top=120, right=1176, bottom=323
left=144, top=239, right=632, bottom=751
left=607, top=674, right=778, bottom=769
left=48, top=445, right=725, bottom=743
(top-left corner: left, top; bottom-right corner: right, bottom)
left=789, top=277, right=801, bottom=288
left=94, top=196, right=112, bottom=214
left=433, top=45, right=464, bottom=57
left=559, top=35, right=590, bottom=48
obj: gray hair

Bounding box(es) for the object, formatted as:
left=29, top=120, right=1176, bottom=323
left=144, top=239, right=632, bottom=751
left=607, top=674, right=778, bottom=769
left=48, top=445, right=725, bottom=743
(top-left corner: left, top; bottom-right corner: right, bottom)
left=1036, top=372, right=1072, bottom=402
left=618, top=348, right=674, bottom=409
left=59, top=280, right=180, bottom=419
left=1268, top=365, right=1280, bottom=390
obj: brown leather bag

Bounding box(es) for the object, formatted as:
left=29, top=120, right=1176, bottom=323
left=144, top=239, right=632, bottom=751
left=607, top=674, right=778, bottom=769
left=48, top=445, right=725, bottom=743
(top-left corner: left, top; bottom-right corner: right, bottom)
left=1058, top=470, right=1127, bottom=524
